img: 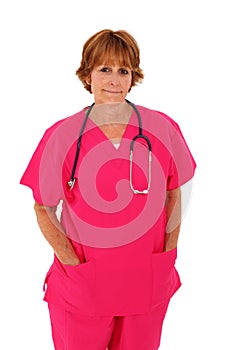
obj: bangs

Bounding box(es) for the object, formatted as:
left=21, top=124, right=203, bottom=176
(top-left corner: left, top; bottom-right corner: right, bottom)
left=90, top=37, right=135, bottom=69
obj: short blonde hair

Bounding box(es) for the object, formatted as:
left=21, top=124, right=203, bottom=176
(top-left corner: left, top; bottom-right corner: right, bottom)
left=76, top=29, right=144, bottom=93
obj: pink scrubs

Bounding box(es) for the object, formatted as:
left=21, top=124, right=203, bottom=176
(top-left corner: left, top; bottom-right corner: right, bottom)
left=48, top=300, right=170, bottom=349
left=20, top=105, right=196, bottom=349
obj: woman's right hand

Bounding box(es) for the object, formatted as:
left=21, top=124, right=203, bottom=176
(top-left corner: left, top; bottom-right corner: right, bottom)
left=55, top=252, right=80, bottom=266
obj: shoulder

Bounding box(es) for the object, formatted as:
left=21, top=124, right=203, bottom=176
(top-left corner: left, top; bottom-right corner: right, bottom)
left=135, top=105, right=180, bottom=134
left=41, top=109, right=85, bottom=142
left=44, top=109, right=85, bottom=135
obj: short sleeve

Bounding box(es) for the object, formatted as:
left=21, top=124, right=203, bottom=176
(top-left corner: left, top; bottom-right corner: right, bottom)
left=167, top=122, right=196, bottom=190
left=20, top=123, right=64, bottom=206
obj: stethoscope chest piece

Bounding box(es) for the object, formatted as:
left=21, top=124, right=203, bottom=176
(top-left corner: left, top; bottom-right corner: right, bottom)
left=67, top=178, right=76, bottom=191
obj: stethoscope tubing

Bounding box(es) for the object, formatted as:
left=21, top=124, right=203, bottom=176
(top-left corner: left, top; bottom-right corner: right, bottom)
left=68, top=100, right=152, bottom=194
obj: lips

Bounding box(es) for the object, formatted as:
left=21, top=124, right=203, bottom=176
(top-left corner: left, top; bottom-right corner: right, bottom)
left=103, top=89, right=122, bottom=94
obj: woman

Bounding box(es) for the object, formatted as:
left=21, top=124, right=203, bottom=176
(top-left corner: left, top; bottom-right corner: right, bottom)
left=20, top=29, right=196, bottom=350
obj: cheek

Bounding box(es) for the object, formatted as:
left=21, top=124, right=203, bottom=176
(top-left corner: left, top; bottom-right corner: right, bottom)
left=90, top=78, right=102, bottom=94
left=124, top=77, right=132, bottom=91
left=92, top=75, right=108, bottom=89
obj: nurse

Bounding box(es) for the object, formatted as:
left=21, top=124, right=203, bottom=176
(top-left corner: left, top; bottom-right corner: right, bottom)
left=20, top=29, right=196, bottom=349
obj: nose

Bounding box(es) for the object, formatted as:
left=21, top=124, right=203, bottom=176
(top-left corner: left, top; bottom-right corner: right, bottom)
left=108, top=71, right=120, bottom=86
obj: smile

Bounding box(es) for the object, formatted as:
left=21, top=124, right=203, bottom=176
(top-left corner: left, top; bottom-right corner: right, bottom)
left=103, top=90, right=122, bottom=94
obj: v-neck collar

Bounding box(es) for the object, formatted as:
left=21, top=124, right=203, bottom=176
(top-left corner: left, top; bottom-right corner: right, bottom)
left=85, top=108, right=137, bottom=153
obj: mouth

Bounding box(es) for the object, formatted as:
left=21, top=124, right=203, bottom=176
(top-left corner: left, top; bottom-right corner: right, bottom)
left=103, top=89, right=122, bottom=94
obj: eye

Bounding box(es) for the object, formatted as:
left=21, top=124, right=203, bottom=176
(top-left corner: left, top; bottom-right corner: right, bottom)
left=119, top=68, right=129, bottom=75
left=100, top=67, right=111, bottom=73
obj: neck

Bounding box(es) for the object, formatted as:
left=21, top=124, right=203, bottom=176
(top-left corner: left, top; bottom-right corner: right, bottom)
left=89, top=101, right=133, bottom=126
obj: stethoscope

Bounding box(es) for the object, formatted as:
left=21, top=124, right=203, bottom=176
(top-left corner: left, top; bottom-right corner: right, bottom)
left=68, top=100, right=152, bottom=194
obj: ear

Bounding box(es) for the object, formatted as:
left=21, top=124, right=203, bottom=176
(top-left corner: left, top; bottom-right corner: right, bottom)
left=85, top=77, right=91, bottom=85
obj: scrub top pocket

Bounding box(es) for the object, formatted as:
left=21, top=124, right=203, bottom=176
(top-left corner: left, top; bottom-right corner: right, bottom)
left=94, top=254, right=153, bottom=316
left=43, top=256, right=96, bottom=315
left=151, top=248, right=181, bottom=307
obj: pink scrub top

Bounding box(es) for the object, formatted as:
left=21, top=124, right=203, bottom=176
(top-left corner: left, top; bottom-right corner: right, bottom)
left=20, top=105, right=196, bottom=316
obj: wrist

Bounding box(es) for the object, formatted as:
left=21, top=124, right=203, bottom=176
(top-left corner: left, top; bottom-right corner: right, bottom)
left=54, top=245, right=80, bottom=265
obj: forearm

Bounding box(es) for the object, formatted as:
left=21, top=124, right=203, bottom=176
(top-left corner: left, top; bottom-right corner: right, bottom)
left=164, top=188, right=181, bottom=251
left=34, top=202, right=80, bottom=265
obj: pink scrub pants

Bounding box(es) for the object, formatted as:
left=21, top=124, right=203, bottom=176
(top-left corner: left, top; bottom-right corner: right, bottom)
left=48, top=300, right=169, bottom=350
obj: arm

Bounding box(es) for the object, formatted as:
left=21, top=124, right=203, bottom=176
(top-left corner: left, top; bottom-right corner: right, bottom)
left=164, top=187, right=181, bottom=251
left=34, top=202, right=80, bottom=265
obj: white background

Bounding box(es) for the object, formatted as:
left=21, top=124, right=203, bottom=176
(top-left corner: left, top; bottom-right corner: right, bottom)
left=1, top=0, right=232, bottom=349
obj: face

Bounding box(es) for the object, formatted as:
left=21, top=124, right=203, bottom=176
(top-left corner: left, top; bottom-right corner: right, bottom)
left=88, top=63, right=132, bottom=104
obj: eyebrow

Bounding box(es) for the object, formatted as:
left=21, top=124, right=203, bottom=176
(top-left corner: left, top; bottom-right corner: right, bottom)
left=97, top=64, right=131, bottom=68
